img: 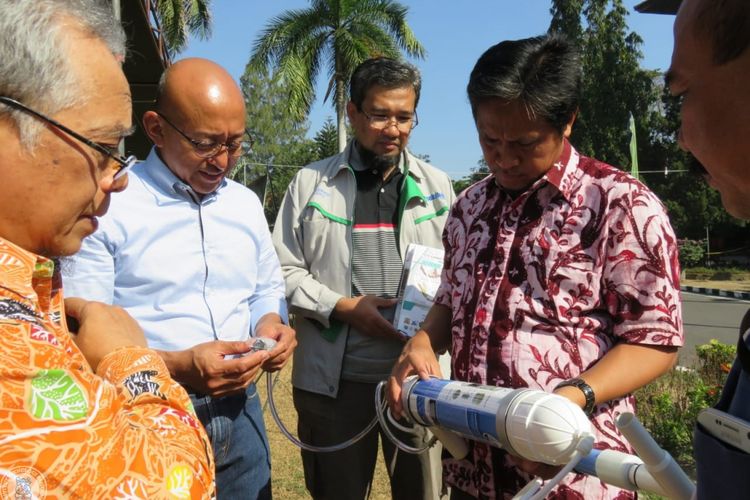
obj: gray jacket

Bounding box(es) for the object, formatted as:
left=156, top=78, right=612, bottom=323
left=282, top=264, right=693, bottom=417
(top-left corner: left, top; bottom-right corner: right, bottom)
left=272, top=141, right=456, bottom=397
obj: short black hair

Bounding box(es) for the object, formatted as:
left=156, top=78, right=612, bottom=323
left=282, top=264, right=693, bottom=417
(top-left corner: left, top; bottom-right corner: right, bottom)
left=693, top=0, right=750, bottom=64
left=349, top=57, right=421, bottom=110
left=467, top=33, right=581, bottom=134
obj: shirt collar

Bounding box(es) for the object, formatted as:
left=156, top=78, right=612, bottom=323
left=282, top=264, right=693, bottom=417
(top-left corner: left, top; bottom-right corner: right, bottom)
left=142, top=147, right=223, bottom=203
left=543, top=138, right=578, bottom=202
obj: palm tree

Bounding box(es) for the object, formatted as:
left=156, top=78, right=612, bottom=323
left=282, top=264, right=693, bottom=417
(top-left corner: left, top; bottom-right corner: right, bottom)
left=248, top=0, right=426, bottom=152
left=151, top=0, right=212, bottom=56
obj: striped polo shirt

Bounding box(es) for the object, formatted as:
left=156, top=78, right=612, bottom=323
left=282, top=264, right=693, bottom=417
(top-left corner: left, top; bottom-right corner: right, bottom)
left=342, top=144, right=406, bottom=382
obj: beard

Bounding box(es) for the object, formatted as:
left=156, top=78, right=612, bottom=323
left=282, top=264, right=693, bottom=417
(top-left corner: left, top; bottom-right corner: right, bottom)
left=357, top=142, right=400, bottom=172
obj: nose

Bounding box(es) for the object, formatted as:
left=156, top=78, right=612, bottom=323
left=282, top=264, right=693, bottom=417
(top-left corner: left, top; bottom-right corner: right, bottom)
left=492, top=143, right=520, bottom=170
left=381, top=120, right=401, bottom=137
left=101, top=171, right=128, bottom=193
left=207, top=147, right=232, bottom=170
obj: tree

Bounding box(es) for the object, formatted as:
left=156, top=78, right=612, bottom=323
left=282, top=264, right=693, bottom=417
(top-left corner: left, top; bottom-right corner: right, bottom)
left=248, top=0, right=425, bottom=152
left=152, top=0, right=212, bottom=55
left=240, top=67, right=316, bottom=167
left=235, top=67, right=318, bottom=224
left=641, top=86, right=748, bottom=248
left=548, top=2, right=750, bottom=256
left=452, top=158, right=490, bottom=195
left=313, top=117, right=338, bottom=159
left=678, top=239, right=705, bottom=269
left=549, top=0, right=660, bottom=170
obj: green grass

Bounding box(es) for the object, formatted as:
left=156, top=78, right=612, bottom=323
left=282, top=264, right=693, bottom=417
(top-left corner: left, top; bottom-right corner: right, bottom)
left=684, top=266, right=750, bottom=280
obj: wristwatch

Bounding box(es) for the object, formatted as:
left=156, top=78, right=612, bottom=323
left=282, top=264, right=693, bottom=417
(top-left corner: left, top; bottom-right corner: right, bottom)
left=555, top=377, right=596, bottom=416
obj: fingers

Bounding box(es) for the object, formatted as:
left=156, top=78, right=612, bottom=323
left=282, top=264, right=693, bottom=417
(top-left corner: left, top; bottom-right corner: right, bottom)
left=220, top=350, right=269, bottom=375
left=255, top=323, right=296, bottom=371
left=199, top=351, right=268, bottom=397
left=219, top=340, right=255, bottom=356
left=369, top=316, right=399, bottom=337
left=63, top=297, right=87, bottom=319
left=417, top=363, right=443, bottom=380
left=387, top=354, right=420, bottom=418
left=387, top=374, right=407, bottom=419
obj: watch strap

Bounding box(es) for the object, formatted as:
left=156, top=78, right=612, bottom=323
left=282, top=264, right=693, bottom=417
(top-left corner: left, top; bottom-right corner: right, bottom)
left=555, top=377, right=596, bottom=416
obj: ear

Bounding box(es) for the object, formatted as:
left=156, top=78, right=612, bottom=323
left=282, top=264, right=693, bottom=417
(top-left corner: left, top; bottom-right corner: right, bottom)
left=562, top=110, right=578, bottom=139
left=346, top=101, right=357, bottom=123
left=142, top=110, right=164, bottom=147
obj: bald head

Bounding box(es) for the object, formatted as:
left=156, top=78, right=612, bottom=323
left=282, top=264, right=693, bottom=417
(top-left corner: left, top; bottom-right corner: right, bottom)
left=156, top=58, right=244, bottom=120
left=143, top=58, right=247, bottom=195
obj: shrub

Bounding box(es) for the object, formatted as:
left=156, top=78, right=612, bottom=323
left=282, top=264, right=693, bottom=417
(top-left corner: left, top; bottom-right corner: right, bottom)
left=635, top=340, right=735, bottom=477
left=678, top=239, right=705, bottom=269
left=695, top=339, right=736, bottom=388
left=635, top=369, right=711, bottom=475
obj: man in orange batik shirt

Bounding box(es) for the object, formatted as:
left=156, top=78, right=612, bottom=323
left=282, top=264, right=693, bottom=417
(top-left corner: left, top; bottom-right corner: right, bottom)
left=0, top=0, right=214, bottom=497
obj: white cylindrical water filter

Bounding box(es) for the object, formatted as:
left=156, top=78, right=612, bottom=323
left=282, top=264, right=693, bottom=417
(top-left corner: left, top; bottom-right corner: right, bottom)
left=402, top=377, right=514, bottom=448
left=504, top=389, right=592, bottom=465
left=401, top=377, right=591, bottom=465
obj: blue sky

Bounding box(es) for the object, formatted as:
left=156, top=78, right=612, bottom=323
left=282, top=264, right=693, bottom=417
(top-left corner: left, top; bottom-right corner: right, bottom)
left=181, top=1, right=675, bottom=180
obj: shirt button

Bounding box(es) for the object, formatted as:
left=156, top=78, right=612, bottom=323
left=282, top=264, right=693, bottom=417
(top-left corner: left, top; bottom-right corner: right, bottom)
left=371, top=169, right=378, bottom=175
left=380, top=188, right=385, bottom=193
left=328, top=385, right=335, bottom=393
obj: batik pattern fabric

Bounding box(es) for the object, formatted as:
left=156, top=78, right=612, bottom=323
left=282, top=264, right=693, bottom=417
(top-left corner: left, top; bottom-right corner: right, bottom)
left=0, top=238, right=215, bottom=499
left=434, top=141, right=683, bottom=499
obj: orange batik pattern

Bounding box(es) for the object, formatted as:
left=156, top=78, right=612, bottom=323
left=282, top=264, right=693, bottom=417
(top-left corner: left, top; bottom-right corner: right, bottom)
left=0, top=238, right=215, bottom=498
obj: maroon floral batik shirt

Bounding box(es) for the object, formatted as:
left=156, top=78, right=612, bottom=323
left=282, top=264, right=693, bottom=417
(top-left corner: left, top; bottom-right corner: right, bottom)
left=435, top=140, right=683, bottom=499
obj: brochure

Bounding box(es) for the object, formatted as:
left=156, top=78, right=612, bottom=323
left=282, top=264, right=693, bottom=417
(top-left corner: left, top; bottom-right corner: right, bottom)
left=393, top=243, right=445, bottom=337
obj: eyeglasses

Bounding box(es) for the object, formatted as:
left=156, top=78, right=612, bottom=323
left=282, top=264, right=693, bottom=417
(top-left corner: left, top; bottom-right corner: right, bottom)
left=155, top=112, right=254, bottom=159
left=0, top=96, right=137, bottom=180
left=359, top=109, right=418, bottom=131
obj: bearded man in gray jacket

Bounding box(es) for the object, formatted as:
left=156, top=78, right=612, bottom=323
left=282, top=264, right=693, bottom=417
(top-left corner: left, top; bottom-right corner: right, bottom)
left=273, top=58, right=455, bottom=500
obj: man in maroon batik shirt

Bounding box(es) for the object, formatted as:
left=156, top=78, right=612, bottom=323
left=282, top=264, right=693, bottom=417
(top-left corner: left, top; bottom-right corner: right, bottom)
left=389, top=34, right=683, bottom=499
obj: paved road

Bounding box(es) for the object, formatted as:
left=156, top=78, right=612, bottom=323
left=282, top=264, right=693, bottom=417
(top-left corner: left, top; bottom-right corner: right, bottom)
left=680, top=292, right=749, bottom=366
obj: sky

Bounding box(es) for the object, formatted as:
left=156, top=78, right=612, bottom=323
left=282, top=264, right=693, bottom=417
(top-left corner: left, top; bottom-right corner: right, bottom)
left=181, top=1, right=676, bottom=180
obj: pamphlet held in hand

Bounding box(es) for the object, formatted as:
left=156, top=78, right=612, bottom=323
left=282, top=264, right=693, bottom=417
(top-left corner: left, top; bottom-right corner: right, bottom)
left=393, top=243, right=444, bottom=337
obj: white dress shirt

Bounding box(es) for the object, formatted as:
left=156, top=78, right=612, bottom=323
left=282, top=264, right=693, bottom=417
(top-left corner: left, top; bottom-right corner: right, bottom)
left=63, top=148, right=288, bottom=352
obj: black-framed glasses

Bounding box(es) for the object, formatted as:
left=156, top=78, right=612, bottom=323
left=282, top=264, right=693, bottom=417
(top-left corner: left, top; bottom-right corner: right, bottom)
left=155, top=111, right=254, bottom=159
left=359, top=109, right=418, bottom=131
left=0, top=96, right=137, bottom=180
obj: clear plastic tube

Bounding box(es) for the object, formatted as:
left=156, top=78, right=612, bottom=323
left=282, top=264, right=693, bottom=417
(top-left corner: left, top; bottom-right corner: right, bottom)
left=265, top=371, right=379, bottom=453
left=375, top=380, right=437, bottom=454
